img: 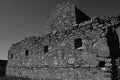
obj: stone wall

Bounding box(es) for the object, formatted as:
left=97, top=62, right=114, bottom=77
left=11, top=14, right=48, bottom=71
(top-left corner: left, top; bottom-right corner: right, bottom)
left=6, top=2, right=120, bottom=80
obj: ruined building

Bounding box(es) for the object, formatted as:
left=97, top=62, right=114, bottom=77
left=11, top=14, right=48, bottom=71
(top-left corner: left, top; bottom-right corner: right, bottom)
left=6, top=2, right=120, bottom=80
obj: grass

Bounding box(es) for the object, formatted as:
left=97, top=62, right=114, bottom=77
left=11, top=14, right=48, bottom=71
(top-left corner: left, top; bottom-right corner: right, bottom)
left=0, top=75, right=59, bottom=80
left=0, top=76, right=33, bottom=80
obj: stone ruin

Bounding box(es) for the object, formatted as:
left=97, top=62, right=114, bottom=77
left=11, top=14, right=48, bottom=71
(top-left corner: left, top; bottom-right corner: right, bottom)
left=6, top=2, right=120, bottom=80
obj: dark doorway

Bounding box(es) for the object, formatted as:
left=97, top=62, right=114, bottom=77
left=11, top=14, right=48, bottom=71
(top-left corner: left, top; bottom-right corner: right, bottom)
left=106, top=27, right=120, bottom=80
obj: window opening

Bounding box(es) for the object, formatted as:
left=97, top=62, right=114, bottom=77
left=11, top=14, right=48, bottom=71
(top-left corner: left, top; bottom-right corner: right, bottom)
left=11, top=54, right=13, bottom=58
left=74, top=38, right=82, bottom=49
left=99, top=61, right=105, bottom=68
left=25, top=50, right=29, bottom=56
left=44, top=46, right=48, bottom=53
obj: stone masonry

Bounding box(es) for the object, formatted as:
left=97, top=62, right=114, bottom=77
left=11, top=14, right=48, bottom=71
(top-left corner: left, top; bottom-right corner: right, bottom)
left=6, top=2, right=120, bottom=80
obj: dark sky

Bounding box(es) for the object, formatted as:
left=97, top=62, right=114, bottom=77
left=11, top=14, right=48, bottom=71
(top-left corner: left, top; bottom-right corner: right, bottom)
left=0, top=0, right=120, bottom=60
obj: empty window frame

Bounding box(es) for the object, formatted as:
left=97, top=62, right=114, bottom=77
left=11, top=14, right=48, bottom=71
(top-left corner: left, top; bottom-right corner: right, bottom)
left=99, top=61, right=105, bottom=68
left=74, top=38, right=82, bottom=49
left=44, top=46, right=48, bottom=53
left=10, top=54, right=13, bottom=59
left=25, top=50, right=29, bottom=56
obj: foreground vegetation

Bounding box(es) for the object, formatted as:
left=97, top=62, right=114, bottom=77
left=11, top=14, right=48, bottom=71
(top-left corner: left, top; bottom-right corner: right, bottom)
left=0, top=75, right=59, bottom=80
left=0, top=76, right=33, bottom=80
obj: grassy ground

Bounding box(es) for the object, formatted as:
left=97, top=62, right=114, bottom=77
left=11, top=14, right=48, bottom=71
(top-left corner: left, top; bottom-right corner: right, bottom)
left=0, top=75, right=58, bottom=80
left=0, top=76, right=33, bottom=80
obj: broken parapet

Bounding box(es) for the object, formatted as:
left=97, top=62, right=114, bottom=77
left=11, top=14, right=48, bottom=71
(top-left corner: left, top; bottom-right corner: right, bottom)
left=100, top=15, right=120, bottom=28
left=6, top=2, right=120, bottom=80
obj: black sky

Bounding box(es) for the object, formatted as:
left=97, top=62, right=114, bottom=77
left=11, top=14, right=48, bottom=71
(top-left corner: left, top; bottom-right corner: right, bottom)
left=0, top=0, right=120, bottom=60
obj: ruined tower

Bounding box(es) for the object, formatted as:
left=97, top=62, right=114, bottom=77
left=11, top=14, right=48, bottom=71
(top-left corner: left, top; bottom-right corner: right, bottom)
left=46, top=2, right=90, bottom=32
left=6, top=2, right=120, bottom=80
